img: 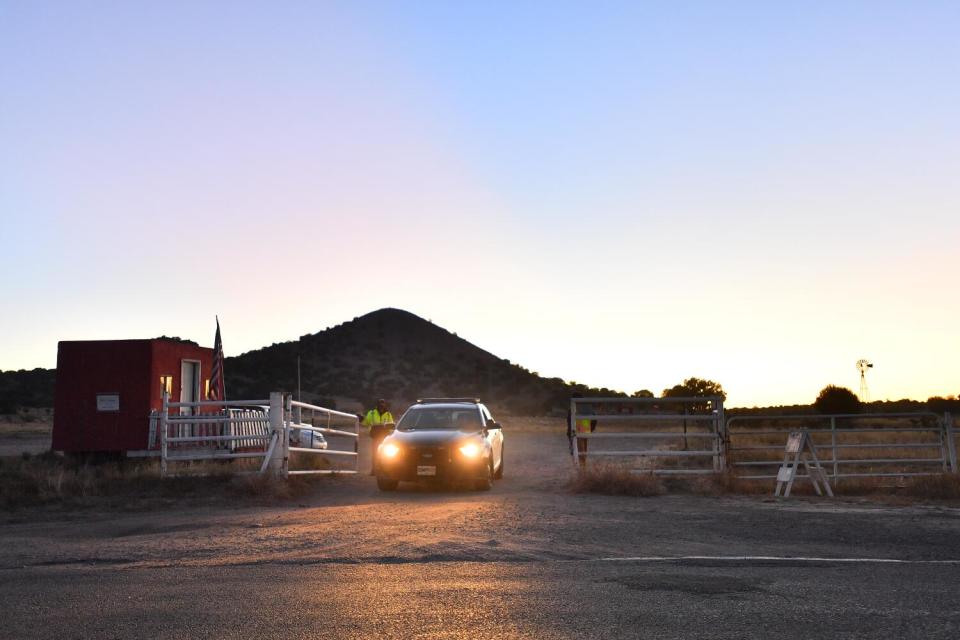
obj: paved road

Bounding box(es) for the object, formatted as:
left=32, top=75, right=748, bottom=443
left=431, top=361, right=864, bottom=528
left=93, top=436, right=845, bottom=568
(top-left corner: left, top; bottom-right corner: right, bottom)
left=4, top=559, right=959, bottom=639
left=2, top=426, right=959, bottom=638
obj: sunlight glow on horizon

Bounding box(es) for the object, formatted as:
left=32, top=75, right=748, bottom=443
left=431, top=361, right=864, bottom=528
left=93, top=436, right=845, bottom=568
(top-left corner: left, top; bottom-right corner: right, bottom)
left=1, top=1, right=958, bottom=407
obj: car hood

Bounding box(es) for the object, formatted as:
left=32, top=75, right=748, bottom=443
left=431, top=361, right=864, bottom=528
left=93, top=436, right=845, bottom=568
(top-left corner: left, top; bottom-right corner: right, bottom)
left=385, top=429, right=479, bottom=447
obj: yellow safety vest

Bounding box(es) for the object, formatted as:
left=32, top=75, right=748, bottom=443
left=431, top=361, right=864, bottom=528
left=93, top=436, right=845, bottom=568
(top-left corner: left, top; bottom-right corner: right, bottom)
left=363, top=409, right=394, bottom=428
left=576, top=418, right=592, bottom=433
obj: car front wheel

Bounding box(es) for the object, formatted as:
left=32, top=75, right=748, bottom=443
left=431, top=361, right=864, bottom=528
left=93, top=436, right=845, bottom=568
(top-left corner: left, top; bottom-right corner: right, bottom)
left=376, top=476, right=399, bottom=492
left=475, top=461, right=493, bottom=491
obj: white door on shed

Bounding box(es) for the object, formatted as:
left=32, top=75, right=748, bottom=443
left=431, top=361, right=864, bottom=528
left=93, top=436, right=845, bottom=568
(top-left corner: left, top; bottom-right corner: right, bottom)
left=179, top=360, right=201, bottom=415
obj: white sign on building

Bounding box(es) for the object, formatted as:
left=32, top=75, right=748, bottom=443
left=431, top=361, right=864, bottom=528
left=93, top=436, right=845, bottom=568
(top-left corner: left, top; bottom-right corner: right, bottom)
left=96, top=393, right=120, bottom=412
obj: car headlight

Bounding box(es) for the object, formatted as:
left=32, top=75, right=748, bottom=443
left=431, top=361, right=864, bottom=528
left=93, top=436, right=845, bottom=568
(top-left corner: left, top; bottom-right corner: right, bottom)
left=381, top=443, right=400, bottom=458
left=459, top=442, right=480, bottom=458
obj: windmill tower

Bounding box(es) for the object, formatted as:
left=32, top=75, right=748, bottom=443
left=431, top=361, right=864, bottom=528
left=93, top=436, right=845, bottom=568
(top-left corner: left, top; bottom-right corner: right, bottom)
left=856, top=359, right=873, bottom=402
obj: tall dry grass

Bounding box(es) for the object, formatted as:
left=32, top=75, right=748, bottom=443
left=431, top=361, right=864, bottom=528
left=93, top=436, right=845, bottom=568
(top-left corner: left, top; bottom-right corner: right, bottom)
left=569, top=460, right=960, bottom=501
left=904, top=473, right=960, bottom=500
left=0, top=451, right=322, bottom=510
left=569, top=463, right=665, bottom=497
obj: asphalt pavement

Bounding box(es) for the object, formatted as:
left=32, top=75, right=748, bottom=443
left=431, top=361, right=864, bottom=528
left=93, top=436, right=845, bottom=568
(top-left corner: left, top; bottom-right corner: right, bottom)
left=3, top=559, right=958, bottom=639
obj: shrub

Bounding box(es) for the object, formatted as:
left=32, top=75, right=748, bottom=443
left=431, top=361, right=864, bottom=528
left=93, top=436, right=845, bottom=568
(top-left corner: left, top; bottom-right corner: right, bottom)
left=814, top=385, right=861, bottom=414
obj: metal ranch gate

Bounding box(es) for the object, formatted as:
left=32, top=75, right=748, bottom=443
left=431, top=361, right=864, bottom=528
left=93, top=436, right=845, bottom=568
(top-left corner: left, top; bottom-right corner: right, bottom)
left=570, top=396, right=725, bottom=474
left=571, top=398, right=958, bottom=483
left=727, top=412, right=957, bottom=483
left=158, top=392, right=359, bottom=478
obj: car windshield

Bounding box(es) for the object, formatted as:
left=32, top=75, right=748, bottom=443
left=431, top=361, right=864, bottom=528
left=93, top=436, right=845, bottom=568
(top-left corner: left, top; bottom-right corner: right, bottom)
left=398, top=407, right=482, bottom=431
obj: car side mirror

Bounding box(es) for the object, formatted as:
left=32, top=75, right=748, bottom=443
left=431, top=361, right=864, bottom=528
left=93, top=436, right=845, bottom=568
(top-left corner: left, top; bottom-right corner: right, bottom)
left=487, top=419, right=502, bottom=430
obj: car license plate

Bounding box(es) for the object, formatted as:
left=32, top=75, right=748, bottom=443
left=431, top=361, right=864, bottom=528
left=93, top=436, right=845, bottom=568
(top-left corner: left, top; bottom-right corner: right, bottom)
left=417, top=465, right=437, bottom=476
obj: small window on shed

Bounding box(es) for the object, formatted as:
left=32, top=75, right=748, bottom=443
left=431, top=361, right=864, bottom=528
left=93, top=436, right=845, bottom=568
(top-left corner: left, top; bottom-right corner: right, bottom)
left=160, top=375, right=173, bottom=396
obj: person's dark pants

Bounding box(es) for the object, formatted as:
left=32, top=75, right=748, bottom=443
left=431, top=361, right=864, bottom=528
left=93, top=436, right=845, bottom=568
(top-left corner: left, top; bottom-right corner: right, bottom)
left=369, top=425, right=390, bottom=474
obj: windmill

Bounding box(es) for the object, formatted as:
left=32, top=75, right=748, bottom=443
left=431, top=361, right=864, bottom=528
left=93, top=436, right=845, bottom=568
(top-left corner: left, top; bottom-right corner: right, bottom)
left=856, top=359, right=873, bottom=402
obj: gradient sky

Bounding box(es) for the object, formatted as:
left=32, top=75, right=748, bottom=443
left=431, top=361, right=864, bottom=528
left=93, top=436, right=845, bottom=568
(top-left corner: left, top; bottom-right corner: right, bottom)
left=2, top=1, right=958, bottom=407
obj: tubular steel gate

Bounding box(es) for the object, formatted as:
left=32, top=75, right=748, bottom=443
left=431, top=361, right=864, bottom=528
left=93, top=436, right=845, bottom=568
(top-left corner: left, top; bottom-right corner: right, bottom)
left=727, top=412, right=958, bottom=483
left=571, top=396, right=725, bottom=475
left=287, top=399, right=360, bottom=477
left=159, top=392, right=359, bottom=478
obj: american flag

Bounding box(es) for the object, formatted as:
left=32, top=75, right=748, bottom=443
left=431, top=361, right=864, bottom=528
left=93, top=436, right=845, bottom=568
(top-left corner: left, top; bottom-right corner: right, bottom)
left=208, top=317, right=226, bottom=401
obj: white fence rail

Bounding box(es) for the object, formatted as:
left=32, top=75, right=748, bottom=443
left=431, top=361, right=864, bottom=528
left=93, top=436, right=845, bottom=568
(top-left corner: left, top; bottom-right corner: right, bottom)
left=571, top=396, right=725, bottom=475
left=727, top=412, right=957, bottom=482
left=158, top=392, right=359, bottom=478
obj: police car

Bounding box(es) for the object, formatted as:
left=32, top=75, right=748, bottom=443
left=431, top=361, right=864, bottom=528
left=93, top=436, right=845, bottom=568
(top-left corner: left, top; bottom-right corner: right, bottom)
left=375, top=398, right=504, bottom=491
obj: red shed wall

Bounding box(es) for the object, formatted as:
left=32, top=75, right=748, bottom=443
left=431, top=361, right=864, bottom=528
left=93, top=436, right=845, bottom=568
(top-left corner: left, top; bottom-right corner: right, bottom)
left=52, top=340, right=153, bottom=453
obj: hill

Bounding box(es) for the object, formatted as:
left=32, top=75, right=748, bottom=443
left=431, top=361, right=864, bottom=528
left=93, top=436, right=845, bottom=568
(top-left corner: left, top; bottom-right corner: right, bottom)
left=227, top=308, right=613, bottom=414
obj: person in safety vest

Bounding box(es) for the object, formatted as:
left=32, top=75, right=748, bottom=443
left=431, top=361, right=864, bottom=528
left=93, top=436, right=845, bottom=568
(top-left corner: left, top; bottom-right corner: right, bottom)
left=567, top=397, right=597, bottom=467
left=362, top=398, right=395, bottom=475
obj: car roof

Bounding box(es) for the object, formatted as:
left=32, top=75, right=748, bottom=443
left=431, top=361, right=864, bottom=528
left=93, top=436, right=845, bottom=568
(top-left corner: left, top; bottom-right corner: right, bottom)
left=410, top=402, right=481, bottom=410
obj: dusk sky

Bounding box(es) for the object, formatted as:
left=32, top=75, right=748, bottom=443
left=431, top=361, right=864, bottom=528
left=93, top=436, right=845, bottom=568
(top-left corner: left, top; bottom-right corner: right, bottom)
left=2, top=1, right=958, bottom=407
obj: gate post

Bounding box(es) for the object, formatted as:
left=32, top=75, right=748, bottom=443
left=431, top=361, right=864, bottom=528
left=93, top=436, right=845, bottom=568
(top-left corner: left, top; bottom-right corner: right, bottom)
left=268, top=392, right=288, bottom=478
left=569, top=397, right=578, bottom=467
left=830, top=416, right=839, bottom=486
left=160, top=391, right=169, bottom=478
left=945, top=412, right=957, bottom=473
left=715, top=398, right=726, bottom=473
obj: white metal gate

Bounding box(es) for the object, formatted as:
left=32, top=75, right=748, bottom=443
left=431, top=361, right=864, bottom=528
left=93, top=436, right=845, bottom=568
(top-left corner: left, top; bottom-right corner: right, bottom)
left=158, top=392, right=359, bottom=478
left=570, top=396, right=725, bottom=474
left=727, top=412, right=958, bottom=482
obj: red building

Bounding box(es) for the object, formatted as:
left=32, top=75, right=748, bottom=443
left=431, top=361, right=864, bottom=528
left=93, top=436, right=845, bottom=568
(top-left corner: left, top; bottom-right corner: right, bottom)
left=52, top=339, right=214, bottom=455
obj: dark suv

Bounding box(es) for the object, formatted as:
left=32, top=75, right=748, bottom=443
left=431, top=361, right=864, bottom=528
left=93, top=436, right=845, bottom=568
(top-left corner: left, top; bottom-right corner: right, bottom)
left=375, top=398, right=505, bottom=491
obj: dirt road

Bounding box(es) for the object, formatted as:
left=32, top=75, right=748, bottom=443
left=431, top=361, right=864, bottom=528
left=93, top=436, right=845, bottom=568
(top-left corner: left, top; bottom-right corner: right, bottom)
left=2, top=421, right=959, bottom=638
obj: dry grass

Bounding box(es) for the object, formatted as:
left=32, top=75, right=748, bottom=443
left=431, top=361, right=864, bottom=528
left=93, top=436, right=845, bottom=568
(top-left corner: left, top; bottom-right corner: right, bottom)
left=228, top=473, right=316, bottom=500
left=903, top=473, right=960, bottom=500
left=569, top=461, right=960, bottom=502
left=0, top=409, right=54, bottom=437
left=569, top=463, right=665, bottom=497
left=569, top=465, right=770, bottom=497
left=289, top=450, right=334, bottom=472
left=0, top=451, right=324, bottom=511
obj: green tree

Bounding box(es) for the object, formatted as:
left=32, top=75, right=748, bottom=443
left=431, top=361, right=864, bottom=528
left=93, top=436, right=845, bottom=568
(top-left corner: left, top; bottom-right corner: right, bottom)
left=814, top=385, right=861, bottom=414
left=660, top=377, right=726, bottom=417
left=631, top=389, right=654, bottom=398
left=661, top=377, right=727, bottom=401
